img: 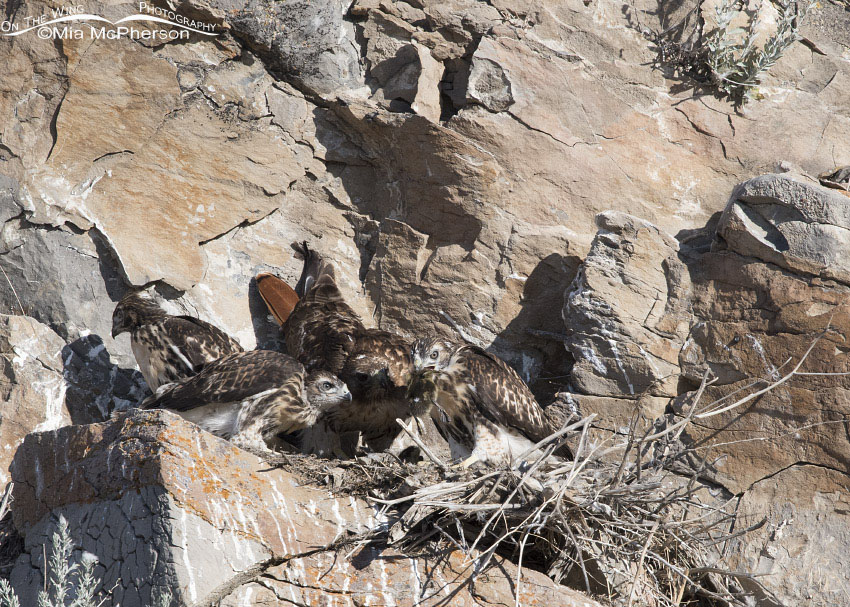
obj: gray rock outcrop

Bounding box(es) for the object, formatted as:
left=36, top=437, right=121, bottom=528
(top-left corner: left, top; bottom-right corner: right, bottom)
left=564, top=211, right=692, bottom=398
left=8, top=410, right=602, bottom=607
left=0, top=315, right=71, bottom=485
left=562, top=175, right=850, bottom=606
left=1, top=0, right=850, bottom=604
left=717, top=173, right=850, bottom=284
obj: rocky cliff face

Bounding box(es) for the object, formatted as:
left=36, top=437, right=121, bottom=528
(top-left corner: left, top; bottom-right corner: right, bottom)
left=566, top=174, right=850, bottom=606
left=1, top=0, right=849, bottom=604
left=7, top=410, right=603, bottom=607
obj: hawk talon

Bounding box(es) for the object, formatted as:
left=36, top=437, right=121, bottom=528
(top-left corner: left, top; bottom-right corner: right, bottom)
left=453, top=454, right=480, bottom=470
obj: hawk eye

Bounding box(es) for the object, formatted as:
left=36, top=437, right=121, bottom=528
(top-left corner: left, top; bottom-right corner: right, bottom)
left=429, top=350, right=439, bottom=360
left=355, top=372, right=369, bottom=383
left=321, top=381, right=334, bottom=391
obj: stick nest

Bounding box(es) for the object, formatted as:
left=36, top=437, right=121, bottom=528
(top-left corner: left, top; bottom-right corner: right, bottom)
left=271, top=403, right=777, bottom=606
left=269, top=331, right=835, bottom=605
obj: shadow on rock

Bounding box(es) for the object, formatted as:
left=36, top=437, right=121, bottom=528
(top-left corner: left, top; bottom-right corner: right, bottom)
left=62, top=334, right=149, bottom=424
left=247, top=276, right=288, bottom=352
left=313, top=102, right=487, bottom=252
left=492, top=252, right=580, bottom=403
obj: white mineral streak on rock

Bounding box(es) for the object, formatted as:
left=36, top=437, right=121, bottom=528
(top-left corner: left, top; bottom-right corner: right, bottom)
left=239, top=585, right=252, bottom=607
left=266, top=480, right=291, bottom=553
left=30, top=374, right=67, bottom=433
left=638, top=345, right=660, bottom=375
left=178, top=508, right=198, bottom=602
left=306, top=499, right=322, bottom=527
left=349, top=496, right=364, bottom=532
left=378, top=557, right=395, bottom=606
left=270, top=479, right=298, bottom=552
left=579, top=344, right=608, bottom=375
left=746, top=334, right=781, bottom=380
left=409, top=559, right=422, bottom=603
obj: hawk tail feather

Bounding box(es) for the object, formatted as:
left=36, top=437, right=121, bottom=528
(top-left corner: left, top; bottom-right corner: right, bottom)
left=256, top=273, right=300, bottom=325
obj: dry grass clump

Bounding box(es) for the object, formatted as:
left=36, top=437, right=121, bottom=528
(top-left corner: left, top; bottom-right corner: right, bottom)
left=271, top=338, right=830, bottom=606
left=0, top=484, right=23, bottom=577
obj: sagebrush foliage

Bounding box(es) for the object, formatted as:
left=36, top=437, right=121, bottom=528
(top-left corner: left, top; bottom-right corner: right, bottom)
left=704, top=0, right=811, bottom=101
left=0, top=515, right=172, bottom=607
left=654, top=0, right=812, bottom=104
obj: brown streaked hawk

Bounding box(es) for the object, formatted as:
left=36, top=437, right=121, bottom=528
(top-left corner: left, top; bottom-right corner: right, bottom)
left=411, top=337, right=573, bottom=467
left=266, top=242, right=414, bottom=454
left=112, top=291, right=243, bottom=391
left=141, top=349, right=351, bottom=451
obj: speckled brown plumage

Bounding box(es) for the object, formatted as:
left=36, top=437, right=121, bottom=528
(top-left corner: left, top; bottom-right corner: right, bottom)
left=281, top=242, right=413, bottom=452
left=411, top=338, right=573, bottom=466
left=112, top=291, right=243, bottom=391
left=141, top=349, right=351, bottom=451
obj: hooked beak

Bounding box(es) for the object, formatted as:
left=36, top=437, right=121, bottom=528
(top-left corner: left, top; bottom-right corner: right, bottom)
left=413, top=355, right=437, bottom=373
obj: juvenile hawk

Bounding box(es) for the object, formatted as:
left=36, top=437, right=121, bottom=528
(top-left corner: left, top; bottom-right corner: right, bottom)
left=263, top=242, right=414, bottom=453
left=411, top=337, right=573, bottom=467
left=112, top=291, right=243, bottom=391
left=141, top=349, right=351, bottom=451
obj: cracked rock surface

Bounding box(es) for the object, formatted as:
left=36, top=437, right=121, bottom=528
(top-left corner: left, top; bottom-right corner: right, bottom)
left=3, top=0, right=848, bottom=392
left=8, top=410, right=601, bottom=607
left=564, top=174, right=850, bottom=606
left=1, top=0, right=849, bottom=603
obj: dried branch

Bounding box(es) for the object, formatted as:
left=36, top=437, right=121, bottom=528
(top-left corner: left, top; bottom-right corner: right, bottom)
left=266, top=333, right=827, bottom=607
left=395, top=418, right=449, bottom=471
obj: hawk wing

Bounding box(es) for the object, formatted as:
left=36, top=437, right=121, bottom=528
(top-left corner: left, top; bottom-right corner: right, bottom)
left=138, top=315, right=241, bottom=383
left=284, top=302, right=363, bottom=373
left=133, top=315, right=244, bottom=390
left=282, top=242, right=366, bottom=373
left=142, top=350, right=303, bottom=412
left=169, top=315, right=243, bottom=366
left=460, top=346, right=553, bottom=443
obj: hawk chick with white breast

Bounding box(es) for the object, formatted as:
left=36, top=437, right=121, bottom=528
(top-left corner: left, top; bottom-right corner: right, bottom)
left=141, top=349, right=351, bottom=452
left=411, top=337, right=573, bottom=468
left=112, top=290, right=243, bottom=391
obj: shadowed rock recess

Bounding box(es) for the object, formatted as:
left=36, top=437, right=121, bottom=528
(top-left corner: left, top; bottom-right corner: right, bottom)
left=0, top=0, right=849, bottom=603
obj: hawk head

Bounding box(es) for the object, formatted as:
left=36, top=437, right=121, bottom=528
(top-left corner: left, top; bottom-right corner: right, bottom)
left=111, top=291, right=167, bottom=338
left=340, top=353, right=400, bottom=402
left=411, top=337, right=455, bottom=372
left=305, top=370, right=352, bottom=410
